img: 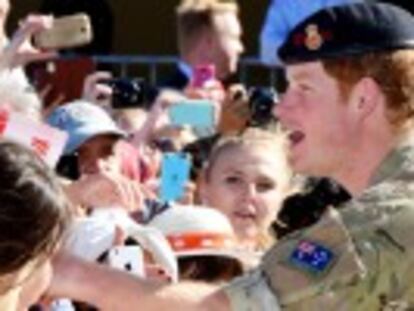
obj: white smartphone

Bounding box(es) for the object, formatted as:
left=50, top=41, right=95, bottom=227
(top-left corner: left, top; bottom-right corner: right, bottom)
left=33, top=13, right=93, bottom=49
left=106, top=246, right=145, bottom=277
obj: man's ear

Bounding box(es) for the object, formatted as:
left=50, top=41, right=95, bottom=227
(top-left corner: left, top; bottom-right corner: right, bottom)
left=349, top=77, right=381, bottom=121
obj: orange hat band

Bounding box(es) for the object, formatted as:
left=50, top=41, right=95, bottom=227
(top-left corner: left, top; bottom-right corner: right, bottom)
left=167, top=232, right=235, bottom=252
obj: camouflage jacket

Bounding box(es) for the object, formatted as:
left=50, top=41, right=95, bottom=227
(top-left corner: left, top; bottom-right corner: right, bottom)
left=225, top=142, right=414, bottom=310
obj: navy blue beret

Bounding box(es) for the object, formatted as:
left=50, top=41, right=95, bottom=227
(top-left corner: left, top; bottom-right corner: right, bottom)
left=279, top=3, right=414, bottom=64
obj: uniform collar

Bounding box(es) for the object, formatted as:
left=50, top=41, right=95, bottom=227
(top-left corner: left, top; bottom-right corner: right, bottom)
left=369, top=135, right=414, bottom=187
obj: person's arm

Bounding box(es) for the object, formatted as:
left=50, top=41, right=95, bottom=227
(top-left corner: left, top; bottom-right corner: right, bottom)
left=81, top=71, right=113, bottom=105
left=130, top=89, right=184, bottom=147
left=50, top=252, right=230, bottom=311
left=64, top=171, right=144, bottom=216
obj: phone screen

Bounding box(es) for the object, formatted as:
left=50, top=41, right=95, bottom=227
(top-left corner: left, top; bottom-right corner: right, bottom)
left=107, top=246, right=145, bottom=277
left=160, top=152, right=191, bottom=202
left=169, top=100, right=215, bottom=129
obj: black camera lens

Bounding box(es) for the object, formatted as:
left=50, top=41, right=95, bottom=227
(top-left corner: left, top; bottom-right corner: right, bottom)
left=104, top=78, right=148, bottom=109
left=248, top=87, right=278, bottom=127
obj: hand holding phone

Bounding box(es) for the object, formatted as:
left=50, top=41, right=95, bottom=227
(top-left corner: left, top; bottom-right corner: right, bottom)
left=191, top=64, right=216, bottom=88
left=106, top=245, right=145, bottom=277
left=33, top=13, right=93, bottom=49
left=160, top=152, right=191, bottom=202
left=103, top=78, right=148, bottom=109
left=185, top=64, right=224, bottom=107
left=0, top=15, right=58, bottom=70
left=81, top=71, right=113, bottom=105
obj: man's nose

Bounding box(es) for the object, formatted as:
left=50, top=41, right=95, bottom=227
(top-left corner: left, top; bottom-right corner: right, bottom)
left=273, top=93, right=292, bottom=120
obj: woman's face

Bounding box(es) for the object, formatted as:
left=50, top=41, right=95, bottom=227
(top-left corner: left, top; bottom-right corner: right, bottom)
left=202, top=144, right=290, bottom=246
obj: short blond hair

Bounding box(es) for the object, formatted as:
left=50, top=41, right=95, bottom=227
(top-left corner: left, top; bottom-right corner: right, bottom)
left=177, top=0, right=238, bottom=14
left=204, top=128, right=291, bottom=183
left=176, top=0, right=238, bottom=54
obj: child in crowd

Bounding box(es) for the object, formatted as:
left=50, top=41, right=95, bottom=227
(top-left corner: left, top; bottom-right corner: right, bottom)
left=199, top=128, right=293, bottom=252
left=47, top=100, right=146, bottom=214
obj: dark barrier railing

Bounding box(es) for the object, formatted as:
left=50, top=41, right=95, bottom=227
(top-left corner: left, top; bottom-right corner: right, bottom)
left=89, top=55, right=283, bottom=87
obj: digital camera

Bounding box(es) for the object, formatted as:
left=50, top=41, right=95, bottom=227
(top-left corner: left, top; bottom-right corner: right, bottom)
left=104, top=78, right=152, bottom=109
left=248, top=87, right=278, bottom=127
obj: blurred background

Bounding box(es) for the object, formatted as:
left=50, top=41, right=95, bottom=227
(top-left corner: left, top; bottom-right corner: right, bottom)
left=9, top=0, right=275, bottom=87
left=9, top=0, right=268, bottom=56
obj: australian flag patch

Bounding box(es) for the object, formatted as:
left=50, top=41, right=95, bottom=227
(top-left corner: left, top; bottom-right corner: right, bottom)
left=288, top=239, right=336, bottom=277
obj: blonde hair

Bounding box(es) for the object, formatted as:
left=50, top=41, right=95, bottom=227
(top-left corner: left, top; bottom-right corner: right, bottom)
left=203, top=128, right=292, bottom=250
left=177, top=0, right=238, bottom=14
left=176, top=0, right=238, bottom=55
left=205, top=128, right=291, bottom=181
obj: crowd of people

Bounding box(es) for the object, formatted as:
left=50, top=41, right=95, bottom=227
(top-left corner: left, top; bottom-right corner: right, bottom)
left=0, top=0, right=414, bottom=310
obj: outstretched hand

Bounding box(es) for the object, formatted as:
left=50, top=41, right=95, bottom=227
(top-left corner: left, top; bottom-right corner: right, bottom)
left=0, top=15, right=57, bottom=70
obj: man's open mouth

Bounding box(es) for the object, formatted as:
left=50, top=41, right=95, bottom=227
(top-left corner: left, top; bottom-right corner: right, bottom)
left=288, top=130, right=305, bottom=146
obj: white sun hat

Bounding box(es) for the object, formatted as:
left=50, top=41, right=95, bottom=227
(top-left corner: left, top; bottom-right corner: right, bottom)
left=148, top=205, right=246, bottom=260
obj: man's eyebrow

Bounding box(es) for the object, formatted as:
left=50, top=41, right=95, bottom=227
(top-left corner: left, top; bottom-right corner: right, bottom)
left=289, top=70, right=313, bottom=82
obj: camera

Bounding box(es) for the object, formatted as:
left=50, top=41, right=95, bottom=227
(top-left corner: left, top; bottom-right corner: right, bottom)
left=104, top=78, right=154, bottom=109
left=248, top=87, right=278, bottom=127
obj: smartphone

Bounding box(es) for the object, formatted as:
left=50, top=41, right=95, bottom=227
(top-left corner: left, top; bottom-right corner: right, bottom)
left=169, top=100, right=216, bottom=129
left=191, top=64, right=216, bottom=88
left=160, top=152, right=191, bottom=202
left=106, top=246, right=145, bottom=277
left=33, top=13, right=93, bottom=49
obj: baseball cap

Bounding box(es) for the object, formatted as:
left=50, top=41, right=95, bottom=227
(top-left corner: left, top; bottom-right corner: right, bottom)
left=279, top=2, right=414, bottom=64
left=47, top=100, right=126, bottom=155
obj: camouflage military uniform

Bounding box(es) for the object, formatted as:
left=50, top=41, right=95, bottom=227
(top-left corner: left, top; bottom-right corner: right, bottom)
left=224, top=141, right=414, bottom=310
